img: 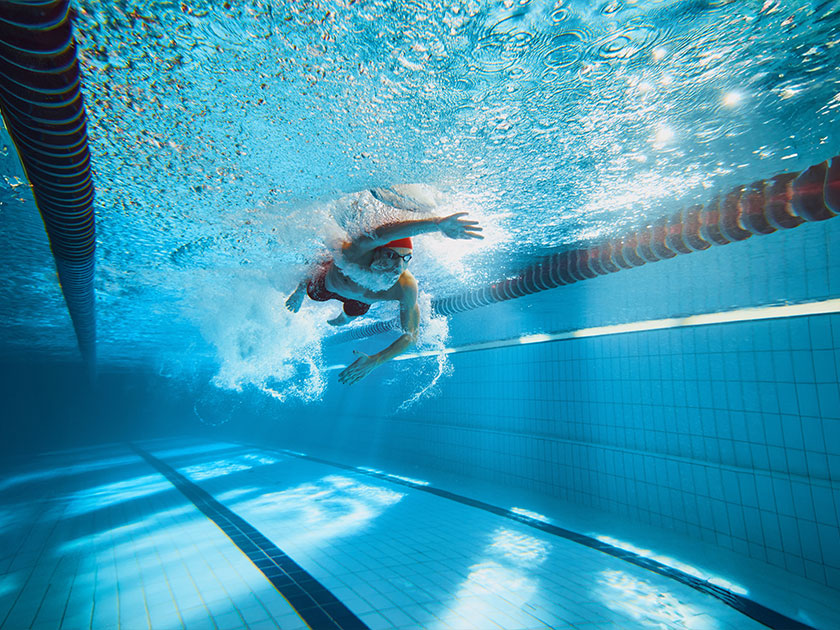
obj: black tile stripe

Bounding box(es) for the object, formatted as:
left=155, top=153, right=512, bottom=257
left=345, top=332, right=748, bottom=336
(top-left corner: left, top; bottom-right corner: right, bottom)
left=131, top=444, right=369, bottom=630
left=259, top=445, right=816, bottom=630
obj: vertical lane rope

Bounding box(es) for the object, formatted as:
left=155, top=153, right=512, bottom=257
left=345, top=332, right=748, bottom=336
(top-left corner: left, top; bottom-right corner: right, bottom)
left=0, top=0, right=96, bottom=366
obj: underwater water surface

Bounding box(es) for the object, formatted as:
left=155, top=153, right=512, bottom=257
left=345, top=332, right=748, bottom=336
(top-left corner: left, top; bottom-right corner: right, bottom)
left=1, top=0, right=838, bottom=398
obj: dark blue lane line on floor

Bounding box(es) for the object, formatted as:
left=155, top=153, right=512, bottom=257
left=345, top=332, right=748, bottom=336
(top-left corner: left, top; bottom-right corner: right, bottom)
left=260, top=445, right=814, bottom=630
left=131, top=444, right=369, bottom=630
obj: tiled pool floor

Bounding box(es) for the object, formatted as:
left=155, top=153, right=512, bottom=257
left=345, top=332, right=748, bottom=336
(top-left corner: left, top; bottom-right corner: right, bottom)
left=0, top=439, right=834, bottom=629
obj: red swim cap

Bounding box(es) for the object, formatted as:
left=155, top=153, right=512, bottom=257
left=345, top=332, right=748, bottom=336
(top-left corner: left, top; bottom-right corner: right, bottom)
left=383, top=237, right=413, bottom=249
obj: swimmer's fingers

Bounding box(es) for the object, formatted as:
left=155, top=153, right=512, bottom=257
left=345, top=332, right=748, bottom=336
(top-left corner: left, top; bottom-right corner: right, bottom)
left=441, top=215, right=484, bottom=239
left=453, top=227, right=484, bottom=239
left=338, top=351, right=374, bottom=385
left=340, top=365, right=366, bottom=385
left=456, top=219, right=481, bottom=231
left=337, top=361, right=358, bottom=384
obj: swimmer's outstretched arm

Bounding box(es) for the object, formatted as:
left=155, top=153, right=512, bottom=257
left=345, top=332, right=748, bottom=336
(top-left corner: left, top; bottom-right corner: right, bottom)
left=338, top=275, right=420, bottom=385
left=344, top=212, right=483, bottom=257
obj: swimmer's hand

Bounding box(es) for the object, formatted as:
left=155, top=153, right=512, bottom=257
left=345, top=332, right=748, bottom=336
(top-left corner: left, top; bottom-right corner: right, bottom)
left=437, top=212, right=483, bottom=240
left=338, top=350, right=381, bottom=385
left=285, top=282, right=306, bottom=313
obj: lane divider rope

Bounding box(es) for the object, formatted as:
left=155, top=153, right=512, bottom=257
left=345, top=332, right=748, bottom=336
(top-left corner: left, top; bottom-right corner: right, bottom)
left=0, top=0, right=96, bottom=366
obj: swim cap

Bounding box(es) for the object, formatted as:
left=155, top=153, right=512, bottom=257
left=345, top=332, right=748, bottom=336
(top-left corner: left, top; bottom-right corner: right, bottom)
left=383, top=237, right=413, bottom=249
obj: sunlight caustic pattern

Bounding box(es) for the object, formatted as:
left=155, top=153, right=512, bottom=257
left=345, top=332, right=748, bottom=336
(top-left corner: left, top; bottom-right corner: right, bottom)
left=435, top=527, right=549, bottom=629
left=230, top=475, right=405, bottom=548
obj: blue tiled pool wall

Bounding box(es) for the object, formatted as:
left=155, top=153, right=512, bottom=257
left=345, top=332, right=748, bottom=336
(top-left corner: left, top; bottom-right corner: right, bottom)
left=0, top=364, right=194, bottom=458
left=260, top=218, right=840, bottom=590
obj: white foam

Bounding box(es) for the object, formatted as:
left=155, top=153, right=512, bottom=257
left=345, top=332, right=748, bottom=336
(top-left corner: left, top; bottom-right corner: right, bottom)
left=186, top=270, right=328, bottom=402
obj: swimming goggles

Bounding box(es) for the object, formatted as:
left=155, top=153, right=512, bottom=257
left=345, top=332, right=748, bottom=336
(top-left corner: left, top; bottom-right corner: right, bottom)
left=382, top=249, right=412, bottom=263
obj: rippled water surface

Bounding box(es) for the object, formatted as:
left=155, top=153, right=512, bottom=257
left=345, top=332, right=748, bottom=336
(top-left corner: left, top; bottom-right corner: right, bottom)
left=1, top=0, right=839, bottom=377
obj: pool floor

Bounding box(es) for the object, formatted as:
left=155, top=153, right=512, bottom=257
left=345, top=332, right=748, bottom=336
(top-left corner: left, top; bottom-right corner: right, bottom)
left=0, top=439, right=833, bottom=629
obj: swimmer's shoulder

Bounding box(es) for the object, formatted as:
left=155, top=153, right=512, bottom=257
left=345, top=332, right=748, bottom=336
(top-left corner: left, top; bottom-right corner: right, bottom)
left=399, top=269, right=417, bottom=288
left=396, top=270, right=418, bottom=302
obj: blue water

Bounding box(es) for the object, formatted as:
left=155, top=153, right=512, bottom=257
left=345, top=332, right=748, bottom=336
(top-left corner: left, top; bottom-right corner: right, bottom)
left=3, top=0, right=839, bottom=373
left=1, top=1, right=839, bottom=628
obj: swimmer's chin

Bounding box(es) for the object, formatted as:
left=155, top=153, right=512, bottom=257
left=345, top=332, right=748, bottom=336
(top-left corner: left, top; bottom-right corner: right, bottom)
left=335, top=256, right=403, bottom=291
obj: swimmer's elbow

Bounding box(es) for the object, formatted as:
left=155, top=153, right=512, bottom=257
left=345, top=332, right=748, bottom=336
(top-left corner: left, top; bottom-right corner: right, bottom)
left=401, top=323, right=419, bottom=346
left=345, top=235, right=377, bottom=256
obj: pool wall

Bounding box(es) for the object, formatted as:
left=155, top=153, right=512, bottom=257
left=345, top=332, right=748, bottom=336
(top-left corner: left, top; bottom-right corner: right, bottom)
left=255, top=216, right=840, bottom=590
left=0, top=365, right=192, bottom=458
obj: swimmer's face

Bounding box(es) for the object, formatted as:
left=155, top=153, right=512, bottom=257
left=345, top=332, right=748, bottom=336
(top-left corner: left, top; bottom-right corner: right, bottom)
left=371, top=247, right=412, bottom=273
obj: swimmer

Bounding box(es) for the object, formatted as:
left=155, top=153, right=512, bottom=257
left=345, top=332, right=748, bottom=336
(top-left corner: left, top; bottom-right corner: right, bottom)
left=285, top=212, right=483, bottom=384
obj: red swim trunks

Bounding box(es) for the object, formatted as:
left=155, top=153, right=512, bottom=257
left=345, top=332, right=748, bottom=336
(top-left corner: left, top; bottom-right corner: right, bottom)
left=306, top=262, right=371, bottom=317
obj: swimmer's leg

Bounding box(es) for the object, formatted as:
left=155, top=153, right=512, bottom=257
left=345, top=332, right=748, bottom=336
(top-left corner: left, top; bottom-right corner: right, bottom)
left=285, top=281, right=307, bottom=313
left=327, top=311, right=358, bottom=327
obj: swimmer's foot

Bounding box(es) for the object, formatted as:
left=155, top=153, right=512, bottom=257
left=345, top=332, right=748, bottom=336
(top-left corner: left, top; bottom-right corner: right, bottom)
left=327, top=312, right=351, bottom=327
left=285, top=283, right=305, bottom=313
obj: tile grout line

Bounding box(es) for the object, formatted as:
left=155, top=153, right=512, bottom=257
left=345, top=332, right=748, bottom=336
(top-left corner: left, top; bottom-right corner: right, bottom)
left=129, top=444, right=369, bottom=630
left=357, top=414, right=839, bottom=489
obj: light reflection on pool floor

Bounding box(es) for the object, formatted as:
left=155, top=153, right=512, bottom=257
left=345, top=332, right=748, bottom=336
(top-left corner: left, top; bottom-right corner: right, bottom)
left=0, top=438, right=824, bottom=630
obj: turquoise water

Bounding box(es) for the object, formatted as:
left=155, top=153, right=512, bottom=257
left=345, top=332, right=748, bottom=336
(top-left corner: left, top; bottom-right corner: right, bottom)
left=3, top=0, right=839, bottom=378
left=1, top=1, right=840, bottom=629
